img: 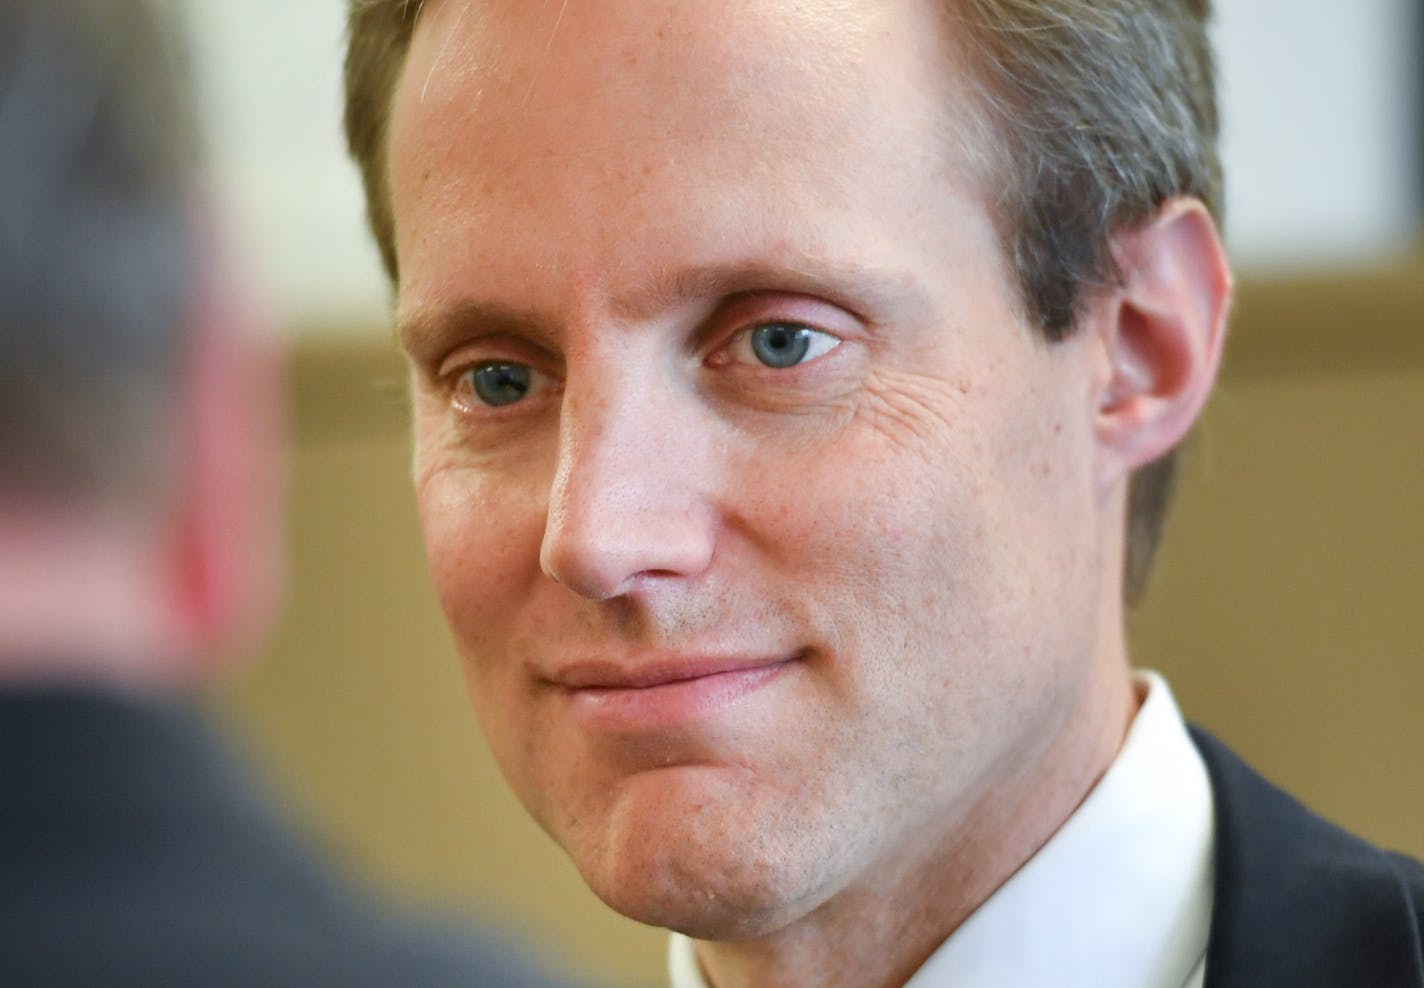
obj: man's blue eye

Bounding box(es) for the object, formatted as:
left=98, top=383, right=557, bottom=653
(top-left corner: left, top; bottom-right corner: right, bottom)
left=748, top=323, right=835, bottom=368
left=469, top=362, right=533, bottom=406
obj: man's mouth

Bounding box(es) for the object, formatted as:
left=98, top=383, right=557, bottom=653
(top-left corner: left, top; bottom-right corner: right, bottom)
left=549, top=654, right=797, bottom=731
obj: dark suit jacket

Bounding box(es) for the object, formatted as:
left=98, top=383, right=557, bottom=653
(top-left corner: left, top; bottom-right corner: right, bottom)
left=1193, top=728, right=1424, bottom=987
left=0, top=688, right=569, bottom=988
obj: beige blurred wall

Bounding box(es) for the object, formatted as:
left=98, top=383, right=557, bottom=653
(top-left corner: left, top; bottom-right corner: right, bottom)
left=215, top=255, right=1424, bottom=988
left=1138, top=254, right=1424, bottom=858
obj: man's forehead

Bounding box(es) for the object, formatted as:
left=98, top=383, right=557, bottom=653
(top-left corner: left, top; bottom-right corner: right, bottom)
left=406, top=0, right=883, bottom=62
left=399, top=0, right=961, bottom=126
left=388, top=0, right=1001, bottom=333
left=391, top=0, right=979, bottom=222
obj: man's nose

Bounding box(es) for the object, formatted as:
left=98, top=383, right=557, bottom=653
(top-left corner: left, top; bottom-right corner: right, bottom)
left=539, top=371, right=716, bottom=600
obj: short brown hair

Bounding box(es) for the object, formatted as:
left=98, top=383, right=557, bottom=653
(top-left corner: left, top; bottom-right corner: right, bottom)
left=342, top=0, right=1221, bottom=603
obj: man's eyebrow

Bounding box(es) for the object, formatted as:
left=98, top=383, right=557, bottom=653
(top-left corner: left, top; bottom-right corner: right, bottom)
left=615, top=257, right=926, bottom=324
left=396, top=299, right=554, bottom=358
left=398, top=258, right=928, bottom=353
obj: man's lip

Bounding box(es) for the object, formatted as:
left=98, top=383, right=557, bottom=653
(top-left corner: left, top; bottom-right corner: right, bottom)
left=550, top=655, right=794, bottom=691
left=550, top=654, right=798, bottom=733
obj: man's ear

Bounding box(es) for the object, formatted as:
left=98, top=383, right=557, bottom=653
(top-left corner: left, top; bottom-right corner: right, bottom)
left=165, top=218, right=287, bottom=671
left=1093, top=197, right=1232, bottom=493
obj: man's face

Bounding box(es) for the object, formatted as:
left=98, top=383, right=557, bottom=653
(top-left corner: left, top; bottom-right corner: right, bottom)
left=390, top=0, right=1112, bottom=938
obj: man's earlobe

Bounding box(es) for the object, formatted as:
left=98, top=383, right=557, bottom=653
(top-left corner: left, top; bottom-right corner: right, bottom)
left=1095, top=198, right=1232, bottom=489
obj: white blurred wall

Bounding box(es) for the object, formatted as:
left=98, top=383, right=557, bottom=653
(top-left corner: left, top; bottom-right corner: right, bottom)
left=178, top=0, right=391, bottom=332
left=1217, top=0, right=1418, bottom=270
left=176, top=0, right=1421, bottom=336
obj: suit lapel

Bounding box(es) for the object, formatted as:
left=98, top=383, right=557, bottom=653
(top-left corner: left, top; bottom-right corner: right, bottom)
left=1191, top=727, right=1424, bottom=988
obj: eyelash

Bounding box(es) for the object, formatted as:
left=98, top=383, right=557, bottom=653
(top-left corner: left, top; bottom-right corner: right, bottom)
left=449, top=362, right=559, bottom=414
left=442, top=315, right=847, bottom=412
left=721, top=321, right=842, bottom=370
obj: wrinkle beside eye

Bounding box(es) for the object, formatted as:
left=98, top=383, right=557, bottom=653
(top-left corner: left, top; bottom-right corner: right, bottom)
left=855, top=370, right=968, bottom=461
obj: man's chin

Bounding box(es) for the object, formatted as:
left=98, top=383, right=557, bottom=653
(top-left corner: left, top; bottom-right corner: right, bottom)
left=562, top=804, right=839, bottom=942
left=535, top=755, right=851, bottom=938
left=582, top=863, right=823, bottom=943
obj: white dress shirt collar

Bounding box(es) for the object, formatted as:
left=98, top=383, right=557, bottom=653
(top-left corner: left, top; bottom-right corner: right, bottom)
left=669, top=671, right=1214, bottom=988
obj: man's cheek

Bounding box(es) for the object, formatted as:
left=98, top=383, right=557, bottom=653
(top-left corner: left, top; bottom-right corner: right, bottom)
left=421, top=494, right=535, bottom=643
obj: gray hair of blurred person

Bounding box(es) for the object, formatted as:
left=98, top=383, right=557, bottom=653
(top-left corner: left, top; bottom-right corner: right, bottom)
left=0, top=0, right=197, bottom=508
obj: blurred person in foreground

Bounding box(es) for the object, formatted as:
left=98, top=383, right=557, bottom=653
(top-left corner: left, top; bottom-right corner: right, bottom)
left=340, top=1, right=1424, bottom=986
left=0, top=2, right=572, bottom=985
